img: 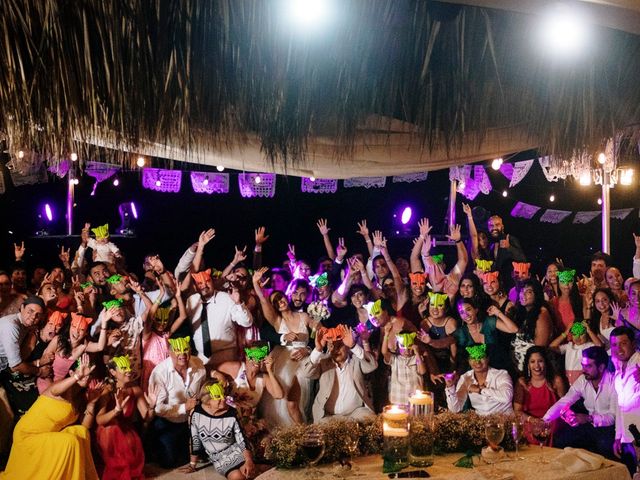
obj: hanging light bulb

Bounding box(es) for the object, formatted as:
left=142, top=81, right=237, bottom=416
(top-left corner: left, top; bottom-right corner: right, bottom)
left=137, top=156, right=146, bottom=167
left=597, top=153, right=606, bottom=165
left=216, top=165, right=225, bottom=172
left=17, top=150, right=25, bottom=159
left=255, top=175, right=262, bottom=184
left=491, top=158, right=503, bottom=170
left=70, top=152, right=78, bottom=162
left=502, top=190, right=508, bottom=197
left=549, top=194, right=555, bottom=202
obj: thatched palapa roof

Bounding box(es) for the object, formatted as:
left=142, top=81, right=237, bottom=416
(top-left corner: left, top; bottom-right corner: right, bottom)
left=1, top=0, right=640, bottom=178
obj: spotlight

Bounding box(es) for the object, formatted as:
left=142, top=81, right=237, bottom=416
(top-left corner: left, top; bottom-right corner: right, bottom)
left=70, top=152, right=78, bottom=162
left=216, top=165, right=225, bottom=172
left=597, top=153, right=606, bottom=165
left=539, top=4, right=589, bottom=56
left=155, top=180, right=161, bottom=187
left=44, top=204, right=53, bottom=222
left=502, top=190, right=508, bottom=197
left=136, top=156, right=146, bottom=167
left=579, top=171, right=591, bottom=186
left=549, top=194, right=555, bottom=202
left=401, top=207, right=412, bottom=225
left=113, top=178, right=120, bottom=187
left=118, top=202, right=139, bottom=236
left=255, top=175, right=262, bottom=184
left=491, top=158, right=503, bottom=170
left=597, top=198, right=602, bottom=205
left=289, top=0, right=329, bottom=27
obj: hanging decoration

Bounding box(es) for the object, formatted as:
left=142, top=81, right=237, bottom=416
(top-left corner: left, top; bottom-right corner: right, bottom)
left=510, top=202, right=541, bottom=219
left=238, top=173, right=276, bottom=198
left=539, top=209, right=572, bottom=224
left=509, top=160, right=534, bottom=187
left=475, top=165, right=492, bottom=194
left=610, top=208, right=634, bottom=220
left=301, top=178, right=338, bottom=193
left=449, top=165, right=491, bottom=200
left=142, top=168, right=182, bottom=193
left=190, top=172, right=229, bottom=194
left=392, top=172, right=429, bottom=183
left=499, top=163, right=514, bottom=182
left=573, top=211, right=601, bottom=224
left=343, top=176, right=386, bottom=188
left=48, top=159, right=71, bottom=178
left=8, top=151, right=48, bottom=186
left=86, top=161, right=119, bottom=183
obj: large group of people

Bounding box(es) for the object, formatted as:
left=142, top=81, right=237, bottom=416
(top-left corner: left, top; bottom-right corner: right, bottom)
left=1, top=209, right=640, bottom=479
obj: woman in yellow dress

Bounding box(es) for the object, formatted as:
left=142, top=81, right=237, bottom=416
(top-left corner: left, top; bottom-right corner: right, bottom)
left=1, top=353, right=102, bottom=480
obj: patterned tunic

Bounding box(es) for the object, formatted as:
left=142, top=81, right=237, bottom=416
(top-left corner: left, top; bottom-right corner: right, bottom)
left=386, top=353, right=423, bottom=405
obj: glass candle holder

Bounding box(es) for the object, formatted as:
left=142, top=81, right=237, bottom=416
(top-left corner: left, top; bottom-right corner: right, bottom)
left=382, top=404, right=409, bottom=471
left=408, top=390, right=435, bottom=467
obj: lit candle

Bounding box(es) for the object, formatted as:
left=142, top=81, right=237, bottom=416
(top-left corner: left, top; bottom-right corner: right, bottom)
left=383, top=405, right=409, bottom=421
left=409, top=390, right=433, bottom=406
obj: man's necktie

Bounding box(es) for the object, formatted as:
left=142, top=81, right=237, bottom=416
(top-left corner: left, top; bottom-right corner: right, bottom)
left=200, top=299, right=212, bottom=358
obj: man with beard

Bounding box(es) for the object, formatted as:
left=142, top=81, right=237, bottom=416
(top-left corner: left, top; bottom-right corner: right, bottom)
left=148, top=337, right=206, bottom=468
left=543, top=346, right=617, bottom=459
left=590, top=252, right=611, bottom=290
left=610, top=326, right=640, bottom=475
left=301, top=326, right=376, bottom=422
left=487, top=215, right=526, bottom=289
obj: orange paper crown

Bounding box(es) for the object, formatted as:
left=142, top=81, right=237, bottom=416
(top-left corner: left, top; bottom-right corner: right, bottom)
left=512, top=262, right=531, bottom=276
left=70, top=312, right=93, bottom=330
left=480, top=271, right=500, bottom=284
left=47, top=311, right=68, bottom=328
left=191, top=269, right=212, bottom=284
left=323, top=324, right=348, bottom=342
left=408, top=272, right=426, bottom=287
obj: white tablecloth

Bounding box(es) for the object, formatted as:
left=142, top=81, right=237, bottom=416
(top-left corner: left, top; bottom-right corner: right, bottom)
left=256, top=447, right=631, bottom=480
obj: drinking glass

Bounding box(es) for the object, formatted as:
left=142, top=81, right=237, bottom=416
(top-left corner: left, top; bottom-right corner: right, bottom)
left=483, top=421, right=505, bottom=477
left=301, top=431, right=326, bottom=477
left=510, top=420, right=525, bottom=460
left=528, top=419, right=551, bottom=464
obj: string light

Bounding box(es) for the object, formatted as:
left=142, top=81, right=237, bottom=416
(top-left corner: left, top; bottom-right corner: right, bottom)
left=549, top=194, right=555, bottom=202
left=491, top=158, right=503, bottom=170
left=216, top=165, right=225, bottom=172
left=17, top=150, right=24, bottom=159
left=309, top=176, right=316, bottom=182
left=70, top=153, right=78, bottom=162
left=136, top=156, right=146, bottom=167
left=155, top=180, right=161, bottom=187
left=255, top=175, right=262, bottom=184
left=502, top=190, right=508, bottom=197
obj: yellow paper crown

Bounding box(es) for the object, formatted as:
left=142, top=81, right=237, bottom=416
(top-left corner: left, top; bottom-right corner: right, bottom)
left=92, top=224, right=109, bottom=239
left=396, top=332, right=417, bottom=348
left=205, top=383, right=225, bottom=400
left=112, top=355, right=131, bottom=372
left=428, top=292, right=448, bottom=308
left=168, top=336, right=191, bottom=353
left=369, top=299, right=382, bottom=316
left=155, top=307, right=172, bottom=322
left=475, top=259, right=493, bottom=272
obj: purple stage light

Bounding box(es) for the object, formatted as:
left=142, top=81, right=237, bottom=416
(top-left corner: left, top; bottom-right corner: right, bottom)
left=401, top=206, right=412, bottom=225
left=44, top=204, right=53, bottom=222
left=130, top=202, right=138, bottom=219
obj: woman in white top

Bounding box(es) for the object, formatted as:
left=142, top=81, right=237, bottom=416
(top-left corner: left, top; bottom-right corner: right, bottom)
left=252, top=268, right=316, bottom=426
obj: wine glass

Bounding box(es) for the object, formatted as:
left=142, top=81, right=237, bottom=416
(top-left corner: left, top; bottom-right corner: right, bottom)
left=510, top=420, right=525, bottom=460
left=301, top=430, right=326, bottom=477
left=483, top=421, right=505, bottom=477
left=528, top=419, right=551, bottom=463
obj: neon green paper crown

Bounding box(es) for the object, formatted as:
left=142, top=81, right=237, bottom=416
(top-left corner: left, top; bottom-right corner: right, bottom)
left=431, top=254, right=444, bottom=264
left=80, top=281, right=93, bottom=289
left=466, top=344, right=487, bottom=360
left=396, top=332, right=416, bottom=348
left=428, top=292, right=448, bottom=308
left=205, top=383, right=225, bottom=400
left=570, top=322, right=587, bottom=337
left=168, top=336, right=190, bottom=354
left=368, top=299, right=382, bottom=316
left=106, top=274, right=124, bottom=284
left=92, top=224, right=109, bottom=239
left=112, top=355, right=131, bottom=372
left=557, top=269, right=576, bottom=285
left=244, top=345, right=269, bottom=362
left=102, top=299, right=124, bottom=310
left=475, top=259, right=493, bottom=272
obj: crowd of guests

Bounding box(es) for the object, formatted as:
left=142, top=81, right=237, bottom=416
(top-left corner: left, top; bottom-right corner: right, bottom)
left=0, top=209, right=640, bottom=479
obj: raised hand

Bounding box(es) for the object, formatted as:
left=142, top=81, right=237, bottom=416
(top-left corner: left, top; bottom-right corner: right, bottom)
left=343, top=327, right=355, bottom=348
left=75, top=353, right=95, bottom=380
left=255, top=226, right=269, bottom=245
left=198, top=229, right=215, bottom=248
left=462, top=203, right=472, bottom=217
left=356, top=220, right=369, bottom=237
left=263, top=355, right=275, bottom=372
left=59, top=246, right=71, bottom=265
left=252, top=267, right=269, bottom=286
left=232, top=246, right=247, bottom=264
left=447, top=224, right=462, bottom=243
left=14, top=241, right=25, bottom=260
left=486, top=305, right=500, bottom=317
left=351, top=257, right=365, bottom=272
left=148, top=255, right=165, bottom=274
left=144, top=383, right=159, bottom=409
left=499, top=234, right=511, bottom=249
left=115, top=389, right=131, bottom=413
left=316, top=218, right=330, bottom=236
left=372, top=230, right=387, bottom=249
left=315, top=327, right=327, bottom=351
left=611, top=301, right=622, bottom=321
left=81, top=223, right=91, bottom=244
left=287, top=244, right=296, bottom=262
left=336, top=237, right=347, bottom=259
left=417, top=328, right=431, bottom=345
left=418, top=218, right=432, bottom=238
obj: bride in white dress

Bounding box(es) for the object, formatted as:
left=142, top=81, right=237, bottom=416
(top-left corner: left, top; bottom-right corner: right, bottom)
left=252, top=268, right=315, bottom=426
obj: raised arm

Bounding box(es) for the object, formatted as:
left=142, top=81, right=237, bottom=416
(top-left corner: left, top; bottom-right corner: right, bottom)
left=191, top=228, right=215, bottom=273
left=375, top=231, right=407, bottom=305
left=356, top=220, right=374, bottom=258
left=85, top=309, right=110, bottom=353
left=316, top=219, right=336, bottom=260
left=462, top=203, right=479, bottom=260
left=447, top=224, right=468, bottom=277
left=253, top=226, right=269, bottom=269
left=45, top=353, right=95, bottom=398
left=252, top=267, right=279, bottom=328
left=221, top=246, right=247, bottom=279
left=168, top=280, right=188, bottom=336
left=262, top=355, right=285, bottom=399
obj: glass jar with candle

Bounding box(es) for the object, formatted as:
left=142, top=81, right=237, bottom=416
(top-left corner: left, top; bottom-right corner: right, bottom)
left=408, top=390, right=435, bottom=467
left=382, top=404, right=409, bottom=471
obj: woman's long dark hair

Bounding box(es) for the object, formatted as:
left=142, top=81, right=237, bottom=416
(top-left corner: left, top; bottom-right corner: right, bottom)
left=57, top=321, right=74, bottom=358
left=455, top=273, right=488, bottom=311
left=515, top=280, right=550, bottom=341
left=560, top=281, right=583, bottom=321
left=523, top=345, right=556, bottom=384
left=589, top=288, right=615, bottom=336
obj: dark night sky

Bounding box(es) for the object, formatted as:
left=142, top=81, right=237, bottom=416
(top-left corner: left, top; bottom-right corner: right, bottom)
left=0, top=154, right=639, bottom=279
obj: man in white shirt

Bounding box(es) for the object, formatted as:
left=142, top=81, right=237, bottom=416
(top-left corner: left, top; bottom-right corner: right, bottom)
left=445, top=344, right=513, bottom=415
left=610, top=327, right=640, bottom=476
left=300, top=326, right=377, bottom=423
left=186, top=269, right=253, bottom=368
left=148, top=336, right=206, bottom=469
left=543, top=346, right=617, bottom=458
